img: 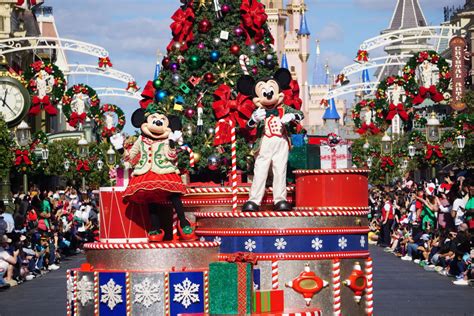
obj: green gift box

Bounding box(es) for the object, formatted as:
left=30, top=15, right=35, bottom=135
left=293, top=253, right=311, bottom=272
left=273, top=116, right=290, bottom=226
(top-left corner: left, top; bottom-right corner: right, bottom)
left=209, top=262, right=253, bottom=315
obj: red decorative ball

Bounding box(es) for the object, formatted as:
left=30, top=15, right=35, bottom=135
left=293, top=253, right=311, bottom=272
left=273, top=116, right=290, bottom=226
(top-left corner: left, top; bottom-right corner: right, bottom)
left=204, top=73, right=215, bottom=84
left=252, top=66, right=258, bottom=75
left=230, top=44, right=240, bottom=55
left=162, top=57, right=171, bottom=68
left=221, top=4, right=231, bottom=14
left=185, top=108, right=195, bottom=118
left=198, top=19, right=212, bottom=33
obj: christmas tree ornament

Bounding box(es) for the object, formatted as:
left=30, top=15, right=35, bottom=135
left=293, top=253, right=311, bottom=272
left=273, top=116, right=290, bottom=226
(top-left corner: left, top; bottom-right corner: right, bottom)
left=193, top=151, right=201, bottom=163
left=173, top=41, right=182, bottom=51
left=187, top=55, right=202, bottom=70
left=207, top=127, right=215, bottom=136
left=265, top=59, right=276, bottom=69
left=234, top=26, right=244, bottom=37
left=169, top=62, right=180, bottom=73
left=221, top=4, right=231, bottom=14
left=239, top=54, right=250, bottom=75
left=185, top=108, right=195, bottom=118
left=213, top=0, right=223, bottom=19
left=217, top=63, right=239, bottom=85
left=230, top=44, right=241, bottom=55
left=183, top=123, right=195, bottom=137
left=207, top=154, right=220, bottom=170
left=152, top=78, right=163, bottom=89
left=220, top=30, right=229, bottom=40
left=155, top=90, right=168, bottom=101
left=162, top=57, right=171, bottom=68
left=204, top=73, right=215, bottom=84
left=177, top=55, right=185, bottom=64
left=197, top=42, right=205, bottom=49
left=249, top=44, right=257, bottom=54
left=198, top=19, right=212, bottom=33
left=179, top=83, right=191, bottom=94
left=188, top=76, right=202, bottom=87
left=252, top=66, right=258, bottom=75
left=210, top=50, right=221, bottom=62
left=171, top=73, right=181, bottom=85
left=174, top=95, right=185, bottom=111
left=266, top=54, right=274, bottom=61
left=264, top=36, right=272, bottom=44
left=213, top=37, right=221, bottom=46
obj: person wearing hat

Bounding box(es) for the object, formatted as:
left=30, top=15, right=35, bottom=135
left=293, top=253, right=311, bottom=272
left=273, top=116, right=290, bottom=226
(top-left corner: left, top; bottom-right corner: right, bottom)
left=0, top=235, right=18, bottom=288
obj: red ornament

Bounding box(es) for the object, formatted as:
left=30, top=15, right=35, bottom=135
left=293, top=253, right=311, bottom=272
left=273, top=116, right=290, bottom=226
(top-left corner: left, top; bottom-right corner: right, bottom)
left=230, top=44, right=241, bottom=55
left=185, top=108, right=195, bottom=118
left=251, top=66, right=258, bottom=75
left=285, top=265, right=328, bottom=306
left=162, top=57, right=171, bottom=68
left=204, top=73, right=215, bottom=84
left=221, top=4, right=231, bottom=14
left=198, top=19, right=212, bottom=33
left=343, top=262, right=367, bottom=303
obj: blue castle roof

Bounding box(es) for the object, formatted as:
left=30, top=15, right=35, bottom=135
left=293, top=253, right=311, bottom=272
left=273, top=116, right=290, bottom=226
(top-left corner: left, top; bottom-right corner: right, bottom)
left=281, top=53, right=288, bottom=69
left=322, top=98, right=341, bottom=120
left=298, top=11, right=310, bottom=36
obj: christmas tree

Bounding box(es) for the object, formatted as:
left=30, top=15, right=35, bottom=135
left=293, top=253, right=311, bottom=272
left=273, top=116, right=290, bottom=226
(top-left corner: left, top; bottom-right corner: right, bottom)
left=147, top=0, right=302, bottom=181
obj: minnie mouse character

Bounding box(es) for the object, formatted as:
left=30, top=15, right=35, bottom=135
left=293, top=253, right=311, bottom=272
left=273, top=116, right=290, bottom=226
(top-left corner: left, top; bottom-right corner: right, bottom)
left=237, top=68, right=304, bottom=212
left=110, top=104, right=196, bottom=242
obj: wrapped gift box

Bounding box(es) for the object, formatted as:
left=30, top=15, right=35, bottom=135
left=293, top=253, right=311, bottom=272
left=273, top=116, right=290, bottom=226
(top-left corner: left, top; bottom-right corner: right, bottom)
left=209, top=262, right=253, bottom=315
left=252, top=290, right=284, bottom=313
left=320, top=142, right=352, bottom=169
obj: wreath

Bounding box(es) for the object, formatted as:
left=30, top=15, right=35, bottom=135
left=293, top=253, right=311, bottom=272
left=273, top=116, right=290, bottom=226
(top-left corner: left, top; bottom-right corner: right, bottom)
left=98, top=104, right=126, bottom=138
left=23, top=60, right=66, bottom=116
left=352, top=99, right=384, bottom=135
left=62, top=84, right=100, bottom=128
left=424, top=143, right=444, bottom=166
left=402, top=51, right=451, bottom=105
left=408, top=130, right=425, bottom=145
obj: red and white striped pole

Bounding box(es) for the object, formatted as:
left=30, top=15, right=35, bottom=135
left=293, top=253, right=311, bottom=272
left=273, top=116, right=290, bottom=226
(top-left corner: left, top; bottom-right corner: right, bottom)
left=172, top=212, right=179, bottom=242
left=332, top=259, right=341, bottom=316
left=365, top=257, right=374, bottom=316
left=271, top=261, right=279, bottom=289
left=180, top=145, right=195, bottom=168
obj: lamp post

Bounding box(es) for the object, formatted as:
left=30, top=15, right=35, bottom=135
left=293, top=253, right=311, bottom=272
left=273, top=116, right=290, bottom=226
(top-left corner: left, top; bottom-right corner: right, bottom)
left=64, top=159, right=70, bottom=171
left=106, top=146, right=116, bottom=186
left=16, top=121, right=31, bottom=194
left=426, top=112, right=440, bottom=178
left=83, top=117, right=93, bottom=143
left=97, top=159, right=104, bottom=171
left=381, top=132, right=392, bottom=185
left=408, top=145, right=416, bottom=158
left=77, top=136, right=89, bottom=192
left=456, top=135, right=466, bottom=152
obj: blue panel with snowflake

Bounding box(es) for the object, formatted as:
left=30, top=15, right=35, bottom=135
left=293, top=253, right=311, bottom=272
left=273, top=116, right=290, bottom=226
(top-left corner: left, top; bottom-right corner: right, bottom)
left=253, top=268, right=261, bottom=290
left=99, top=272, right=127, bottom=316
left=169, top=271, right=205, bottom=316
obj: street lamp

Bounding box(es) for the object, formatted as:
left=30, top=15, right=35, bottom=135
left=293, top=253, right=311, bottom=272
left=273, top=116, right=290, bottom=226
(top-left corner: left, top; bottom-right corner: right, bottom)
left=401, top=159, right=409, bottom=170
left=106, top=146, right=116, bottom=167
left=83, top=117, right=93, bottom=143
left=408, top=145, right=416, bottom=158
left=456, top=135, right=466, bottom=152
left=41, top=145, right=49, bottom=161
left=64, top=159, right=70, bottom=171
left=16, top=121, right=31, bottom=194
left=426, top=112, right=440, bottom=143
left=97, top=159, right=104, bottom=171
left=381, top=132, right=392, bottom=155
left=77, top=136, right=89, bottom=192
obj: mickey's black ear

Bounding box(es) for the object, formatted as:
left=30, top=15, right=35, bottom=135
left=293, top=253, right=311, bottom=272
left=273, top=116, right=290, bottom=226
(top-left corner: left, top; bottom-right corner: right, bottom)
left=237, top=75, right=256, bottom=96
left=168, top=115, right=182, bottom=132
left=131, top=108, right=146, bottom=128
left=273, top=68, right=292, bottom=90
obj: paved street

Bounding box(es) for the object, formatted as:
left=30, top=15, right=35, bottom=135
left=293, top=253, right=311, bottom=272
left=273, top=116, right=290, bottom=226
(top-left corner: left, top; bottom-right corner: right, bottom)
left=0, top=247, right=472, bottom=316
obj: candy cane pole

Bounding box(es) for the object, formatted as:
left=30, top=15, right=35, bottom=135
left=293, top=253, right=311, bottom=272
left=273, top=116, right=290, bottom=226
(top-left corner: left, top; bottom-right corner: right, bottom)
left=239, top=54, right=250, bottom=75
left=180, top=145, right=195, bottom=168
left=333, top=259, right=341, bottom=316
left=271, top=261, right=279, bottom=289
left=172, top=212, right=179, bottom=242
left=215, top=119, right=237, bottom=212
left=365, top=258, right=374, bottom=316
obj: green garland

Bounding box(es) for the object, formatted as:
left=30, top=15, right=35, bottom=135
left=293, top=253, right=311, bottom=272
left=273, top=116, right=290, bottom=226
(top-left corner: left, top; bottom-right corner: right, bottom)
left=62, top=84, right=101, bottom=128
left=351, top=98, right=385, bottom=132
left=98, top=104, right=126, bottom=138
left=23, top=60, right=66, bottom=105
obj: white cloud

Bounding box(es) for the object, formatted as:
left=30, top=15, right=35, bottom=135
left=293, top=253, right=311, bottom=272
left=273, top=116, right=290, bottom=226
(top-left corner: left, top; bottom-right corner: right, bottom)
left=315, top=22, right=344, bottom=42
left=320, top=51, right=353, bottom=74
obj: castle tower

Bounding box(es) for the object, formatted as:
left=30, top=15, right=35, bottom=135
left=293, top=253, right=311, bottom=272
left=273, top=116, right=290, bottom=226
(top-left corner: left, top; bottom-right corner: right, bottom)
left=322, top=98, right=341, bottom=132
left=260, top=0, right=287, bottom=61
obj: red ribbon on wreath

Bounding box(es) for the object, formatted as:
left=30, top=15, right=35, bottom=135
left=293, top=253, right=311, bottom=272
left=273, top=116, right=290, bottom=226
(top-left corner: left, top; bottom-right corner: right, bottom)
left=15, top=149, right=31, bottom=166
left=166, top=7, right=195, bottom=52
left=283, top=80, right=302, bottom=110
left=425, top=144, right=443, bottom=160
left=29, top=95, right=57, bottom=116
left=73, top=85, right=89, bottom=95
left=240, top=0, right=268, bottom=45
left=69, top=112, right=87, bottom=128
left=386, top=103, right=409, bottom=121
left=356, top=122, right=380, bottom=135
left=98, top=57, right=112, bottom=69
left=139, top=81, right=156, bottom=109
left=356, top=50, right=369, bottom=62
left=102, top=126, right=116, bottom=138
left=380, top=156, right=394, bottom=169
left=31, top=61, right=43, bottom=72
left=76, top=159, right=90, bottom=172
left=413, top=85, right=445, bottom=105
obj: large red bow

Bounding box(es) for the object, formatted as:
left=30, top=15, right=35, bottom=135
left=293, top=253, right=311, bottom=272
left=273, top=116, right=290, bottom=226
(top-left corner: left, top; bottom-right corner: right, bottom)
left=166, top=7, right=195, bottom=52
left=76, top=159, right=90, bottom=172
left=425, top=144, right=443, bottom=160
left=380, top=156, right=394, bottom=169
left=29, top=95, right=57, bottom=116
left=240, top=0, right=268, bottom=45
left=356, top=122, right=380, bottom=135
left=139, top=81, right=156, bottom=109
left=30, top=61, right=43, bottom=72
left=68, top=112, right=87, bottom=128
left=356, top=50, right=369, bottom=62
left=15, top=149, right=31, bottom=166
left=413, top=85, right=445, bottom=105
left=386, top=103, right=409, bottom=121
left=98, top=57, right=112, bottom=68
left=226, top=252, right=258, bottom=265
left=102, top=126, right=116, bottom=138
left=283, top=80, right=302, bottom=110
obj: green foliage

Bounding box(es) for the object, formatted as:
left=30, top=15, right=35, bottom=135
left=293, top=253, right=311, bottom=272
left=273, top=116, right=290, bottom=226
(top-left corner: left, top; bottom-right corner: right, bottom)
left=0, top=116, right=14, bottom=177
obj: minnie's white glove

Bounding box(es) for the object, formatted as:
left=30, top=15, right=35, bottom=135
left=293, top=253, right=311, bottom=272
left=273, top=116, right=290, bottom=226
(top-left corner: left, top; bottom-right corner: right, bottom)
left=168, top=130, right=183, bottom=144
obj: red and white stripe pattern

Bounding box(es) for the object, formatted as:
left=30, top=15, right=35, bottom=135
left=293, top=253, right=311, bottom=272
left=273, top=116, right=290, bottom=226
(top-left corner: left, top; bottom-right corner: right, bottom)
left=185, top=186, right=294, bottom=194
left=239, top=54, right=250, bottom=75
left=194, top=210, right=364, bottom=218
left=73, top=270, right=78, bottom=314
left=196, top=227, right=369, bottom=236
left=271, top=261, right=279, bottom=289
left=126, top=272, right=131, bottom=316
left=365, top=257, right=374, bottom=316
left=156, top=197, right=293, bottom=206
left=219, top=251, right=370, bottom=261
left=94, top=271, right=99, bottom=316
left=84, top=241, right=220, bottom=250
left=293, top=169, right=369, bottom=175
left=66, top=270, right=72, bottom=316
left=332, top=259, right=341, bottom=316
left=253, top=310, right=322, bottom=316
left=180, top=145, right=195, bottom=168
left=172, top=213, right=179, bottom=241
left=203, top=270, right=210, bottom=313
left=164, top=273, right=170, bottom=316
left=214, top=119, right=238, bottom=212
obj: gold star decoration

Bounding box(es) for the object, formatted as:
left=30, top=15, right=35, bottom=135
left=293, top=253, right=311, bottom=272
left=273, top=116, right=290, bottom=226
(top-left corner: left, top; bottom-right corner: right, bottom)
left=216, top=64, right=239, bottom=85
left=197, top=0, right=211, bottom=10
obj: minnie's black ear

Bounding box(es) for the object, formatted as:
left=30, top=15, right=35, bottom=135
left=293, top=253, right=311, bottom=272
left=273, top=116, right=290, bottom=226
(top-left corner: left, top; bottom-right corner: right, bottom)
left=237, top=75, right=256, bottom=97
left=168, top=115, right=182, bottom=132
left=273, top=68, right=292, bottom=90
left=131, top=108, right=146, bottom=128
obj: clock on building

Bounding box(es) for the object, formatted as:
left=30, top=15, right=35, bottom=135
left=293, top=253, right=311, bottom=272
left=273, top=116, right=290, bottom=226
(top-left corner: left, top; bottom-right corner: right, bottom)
left=0, top=75, right=30, bottom=128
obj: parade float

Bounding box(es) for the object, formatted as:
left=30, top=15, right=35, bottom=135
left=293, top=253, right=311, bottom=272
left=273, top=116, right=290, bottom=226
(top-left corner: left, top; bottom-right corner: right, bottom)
left=66, top=1, right=372, bottom=315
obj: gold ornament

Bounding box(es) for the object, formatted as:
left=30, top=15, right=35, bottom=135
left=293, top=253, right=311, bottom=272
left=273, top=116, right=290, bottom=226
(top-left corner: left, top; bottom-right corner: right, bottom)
left=216, top=63, right=238, bottom=85
left=194, top=152, right=201, bottom=163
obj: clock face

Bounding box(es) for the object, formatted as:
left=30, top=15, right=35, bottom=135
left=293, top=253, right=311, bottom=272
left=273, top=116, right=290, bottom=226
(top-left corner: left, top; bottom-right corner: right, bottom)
left=0, top=76, right=30, bottom=127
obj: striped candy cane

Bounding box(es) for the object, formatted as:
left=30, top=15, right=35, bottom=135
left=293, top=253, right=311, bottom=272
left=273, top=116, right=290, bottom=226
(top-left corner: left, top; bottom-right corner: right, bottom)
left=172, top=212, right=179, bottom=241
left=239, top=54, right=250, bottom=75
left=94, top=271, right=99, bottom=316
left=333, top=259, right=341, bottom=316
left=126, top=272, right=131, bottom=316
left=271, top=261, right=279, bottom=289
left=180, top=145, right=195, bottom=168
left=365, top=258, right=374, bottom=316
left=215, top=119, right=238, bottom=212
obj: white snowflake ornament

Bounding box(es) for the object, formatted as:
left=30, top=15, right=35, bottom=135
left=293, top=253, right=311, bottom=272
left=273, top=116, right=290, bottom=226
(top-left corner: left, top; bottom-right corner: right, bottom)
left=77, top=275, right=94, bottom=306
left=133, top=277, right=161, bottom=308
left=67, top=276, right=74, bottom=302
left=100, top=278, right=123, bottom=310
left=213, top=236, right=222, bottom=244
left=360, top=236, right=366, bottom=248
left=244, top=239, right=256, bottom=252
left=338, top=237, right=348, bottom=250
left=311, top=237, right=323, bottom=250
left=274, top=238, right=287, bottom=250
left=173, top=277, right=200, bottom=309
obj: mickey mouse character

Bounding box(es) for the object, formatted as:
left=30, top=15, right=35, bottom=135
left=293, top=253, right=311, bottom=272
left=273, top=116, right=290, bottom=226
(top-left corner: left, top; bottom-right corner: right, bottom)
left=237, top=68, right=304, bottom=212
left=110, top=104, right=196, bottom=242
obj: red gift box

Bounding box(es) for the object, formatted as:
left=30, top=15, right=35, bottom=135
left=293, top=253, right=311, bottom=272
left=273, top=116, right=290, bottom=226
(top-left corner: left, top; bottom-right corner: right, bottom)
left=252, top=290, right=284, bottom=313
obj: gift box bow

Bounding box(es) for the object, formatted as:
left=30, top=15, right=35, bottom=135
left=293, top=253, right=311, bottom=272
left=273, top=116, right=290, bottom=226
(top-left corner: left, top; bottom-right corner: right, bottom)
left=226, top=252, right=258, bottom=265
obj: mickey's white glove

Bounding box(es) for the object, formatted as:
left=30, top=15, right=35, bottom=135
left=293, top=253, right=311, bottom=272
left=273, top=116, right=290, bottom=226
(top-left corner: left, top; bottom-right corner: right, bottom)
left=110, top=133, right=124, bottom=150
left=280, top=113, right=296, bottom=124
left=168, top=130, right=183, bottom=144
left=251, top=108, right=266, bottom=123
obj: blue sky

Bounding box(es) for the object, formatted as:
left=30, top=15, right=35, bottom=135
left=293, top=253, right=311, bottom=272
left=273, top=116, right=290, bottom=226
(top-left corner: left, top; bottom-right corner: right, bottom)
left=47, top=0, right=464, bottom=132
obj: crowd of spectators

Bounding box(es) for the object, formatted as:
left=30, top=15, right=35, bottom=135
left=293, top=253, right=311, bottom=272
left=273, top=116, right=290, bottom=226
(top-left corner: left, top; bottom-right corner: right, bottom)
left=368, top=172, right=474, bottom=286
left=0, top=186, right=99, bottom=290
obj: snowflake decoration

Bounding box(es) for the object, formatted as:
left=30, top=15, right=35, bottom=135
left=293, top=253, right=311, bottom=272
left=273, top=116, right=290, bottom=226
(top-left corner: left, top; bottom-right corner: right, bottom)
left=311, top=238, right=323, bottom=250
left=133, top=277, right=161, bottom=308
left=173, top=277, right=200, bottom=309
left=199, top=236, right=206, bottom=242
left=338, top=237, right=348, bottom=250
left=274, top=238, right=287, bottom=250
left=100, top=278, right=123, bottom=310
left=244, top=238, right=256, bottom=252
left=253, top=282, right=260, bottom=290
left=67, top=276, right=73, bottom=302
left=77, top=275, right=94, bottom=306
left=360, top=236, right=366, bottom=248
left=213, top=236, right=222, bottom=244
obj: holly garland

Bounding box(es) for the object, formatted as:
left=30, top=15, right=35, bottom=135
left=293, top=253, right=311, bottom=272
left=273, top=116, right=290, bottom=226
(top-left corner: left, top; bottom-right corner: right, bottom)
left=408, top=130, right=425, bottom=145
left=62, top=84, right=101, bottom=128
left=23, top=60, right=66, bottom=116
left=351, top=99, right=385, bottom=135
left=13, top=131, right=49, bottom=173
left=97, top=104, right=126, bottom=139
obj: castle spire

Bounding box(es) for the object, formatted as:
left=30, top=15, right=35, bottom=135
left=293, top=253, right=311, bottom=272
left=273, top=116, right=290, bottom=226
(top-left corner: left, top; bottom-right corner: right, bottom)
left=298, top=8, right=310, bottom=36
left=281, top=53, right=289, bottom=69
left=312, top=40, right=326, bottom=85
left=387, top=0, right=427, bottom=30
left=322, top=98, right=341, bottom=121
